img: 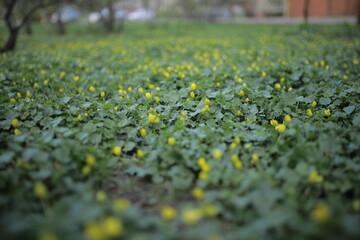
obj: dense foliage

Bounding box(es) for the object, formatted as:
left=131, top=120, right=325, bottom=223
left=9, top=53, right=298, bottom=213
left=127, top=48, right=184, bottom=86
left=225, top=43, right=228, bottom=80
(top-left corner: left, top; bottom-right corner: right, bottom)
left=1, top=23, right=360, bottom=240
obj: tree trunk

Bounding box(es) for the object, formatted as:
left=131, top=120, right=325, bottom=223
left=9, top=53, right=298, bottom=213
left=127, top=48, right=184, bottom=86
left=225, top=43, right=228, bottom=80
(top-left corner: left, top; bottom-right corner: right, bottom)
left=0, top=28, right=20, bottom=53
left=25, top=21, right=33, bottom=35
left=104, top=3, right=115, bottom=33
left=304, top=0, right=310, bottom=23
left=56, top=7, right=66, bottom=35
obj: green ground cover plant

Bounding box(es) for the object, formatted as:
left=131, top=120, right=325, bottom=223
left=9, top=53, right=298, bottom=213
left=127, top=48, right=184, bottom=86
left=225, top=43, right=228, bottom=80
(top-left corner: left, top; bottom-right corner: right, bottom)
left=1, top=23, right=360, bottom=240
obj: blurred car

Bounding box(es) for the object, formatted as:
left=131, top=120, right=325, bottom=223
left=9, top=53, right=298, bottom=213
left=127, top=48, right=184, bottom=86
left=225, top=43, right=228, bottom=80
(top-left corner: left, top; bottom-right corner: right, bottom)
left=88, top=8, right=127, bottom=23
left=51, top=5, right=80, bottom=23
left=127, top=8, right=155, bottom=21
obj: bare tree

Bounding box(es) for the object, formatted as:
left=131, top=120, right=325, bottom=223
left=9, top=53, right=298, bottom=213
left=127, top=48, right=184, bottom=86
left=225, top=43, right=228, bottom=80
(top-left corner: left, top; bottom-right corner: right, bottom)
left=0, top=0, right=55, bottom=53
left=303, top=0, right=310, bottom=23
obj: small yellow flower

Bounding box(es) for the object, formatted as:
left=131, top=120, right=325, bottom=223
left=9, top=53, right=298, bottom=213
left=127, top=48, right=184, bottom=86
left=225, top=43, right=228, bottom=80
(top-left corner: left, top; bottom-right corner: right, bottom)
left=270, top=119, right=278, bottom=126
left=234, top=137, right=241, bottom=144
left=113, top=146, right=122, bottom=156
left=77, top=114, right=82, bottom=120
left=306, top=109, right=313, bottom=117
left=192, top=187, right=204, bottom=200
left=155, top=97, right=160, bottom=103
left=168, top=137, right=176, bottom=146
left=245, top=97, right=250, bottom=102
left=284, top=115, right=292, bottom=123
left=261, top=71, right=267, bottom=77
left=311, top=101, right=317, bottom=107
left=58, top=88, right=64, bottom=93
left=239, top=90, right=245, bottom=96
left=127, top=87, right=133, bottom=92
left=137, top=149, right=144, bottom=158
left=274, top=83, right=281, bottom=89
left=288, top=87, right=293, bottom=92
left=33, top=83, right=39, bottom=88
left=308, top=171, right=323, bottom=183
left=231, top=154, right=243, bottom=169
left=251, top=153, right=259, bottom=164
left=34, top=181, right=47, bottom=199
left=96, top=190, right=107, bottom=202
left=276, top=124, right=286, bottom=133
left=86, top=154, right=96, bottom=166
left=17, top=92, right=22, bottom=98
left=11, top=119, right=19, bottom=128
left=10, top=98, right=17, bottom=104
left=201, top=104, right=210, bottom=114
left=84, top=221, right=103, bottom=240
left=213, top=149, right=222, bottom=159
left=114, top=198, right=130, bottom=212
left=353, top=200, right=360, bottom=211
left=324, top=109, right=331, bottom=117
left=102, top=217, right=123, bottom=238
left=140, top=128, right=147, bottom=137
left=138, top=87, right=144, bottom=93
left=73, top=76, right=79, bottom=81
left=199, top=171, right=209, bottom=181
left=205, top=98, right=211, bottom=105
left=161, top=205, right=177, bottom=220
left=312, top=203, right=330, bottom=224
left=245, top=143, right=252, bottom=149
left=200, top=203, right=218, bottom=217
left=43, top=80, right=49, bottom=85
left=26, top=90, right=31, bottom=97
left=190, top=91, right=195, bottom=98
left=182, top=208, right=203, bottom=225
left=148, top=113, right=156, bottom=123
left=229, top=142, right=236, bottom=150
left=100, top=91, right=105, bottom=97
left=181, top=111, right=187, bottom=117
left=89, top=86, right=95, bottom=92
left=190, top=83, right=197, bottom=90
left=145, top=92, right=152, bottom=99
left=14, top=129, right=21, bottom=135
left=82, top=165, right=91, bottom=176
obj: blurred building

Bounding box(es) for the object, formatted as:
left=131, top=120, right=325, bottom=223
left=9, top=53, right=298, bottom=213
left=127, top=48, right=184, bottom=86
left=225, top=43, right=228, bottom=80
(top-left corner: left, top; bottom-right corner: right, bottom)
left=284, top=0, right=359, bottom=17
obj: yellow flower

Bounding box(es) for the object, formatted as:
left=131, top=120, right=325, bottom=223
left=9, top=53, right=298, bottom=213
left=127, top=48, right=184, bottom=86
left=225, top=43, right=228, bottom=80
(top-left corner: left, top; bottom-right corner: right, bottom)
left=306, top=109, right=313, bottom=117
left=245, top=143, right=252, bottom=149
left=205, top=98, right=211, bottom=105
left=127, top=87, right=133, bottom=92
left=10, top=98, right=17, bottom=104
left=200, top=203, right=218, bottom=217
left=137, top=149, right=144, bottom=158
left=201, top=104, right=210, bottom=114
left=308, top=171, right=323, bottom=183
left=145, top=92, right=152, bottom=99
left=239, top=90, right=245, bottom=96
left=261, top=71, right=267, bottom=77
left=168, top=137, right=176, bottom=146
left=353, top=200, right=360, bottom=211
left=276, top=124, right=286, bottom=133
left=73, top=76, right=79, bottom=81
left=77, top=114, right=82, bottom=120
left=86, top=154, right=96, bottom=166
left=84, top=221, right=103, bottom=240
left=288, top=87, right=293, bottom=92
left=43, top=80, right=49, bottom=85
left=192, top=187, right=204, bottom=200
left=274, top=83, right=281, bottom=89
left=102, top=217, right=123, bottom=238
left=58, top=88, right=64, bottom=93
left=181, top=111, right=187, bottom=117
left=14, top=129, right=21, bottom=135
left=155, top=97, right=160, bottom=103
left=34, top=181, right=47, bottom=199
left=229, top=142, right=236, bottom=150
left=114, top=198, right=130, bottom=212
left=140, top=128, right=147, bottom=137
left=231, top=154, right=243, bottom=169
left=234, top=137, right=241, bottom=144
left=38, top=231, right=58, bottom=240
left=190, top=83, right=197, bottom=90
left=182, top=208, right=203, bottom=225
left=33, top=83, right=39, bottom=88
left=148, top=113, right=156, bottom=123
left=270, top=119, right=278, bottom=126
left=17, top=92, right=22, bottom=98
left=96, top=191, right=107, bottom=202
left=284, top=115, right=292, bottom=123
left=311, top=101, right=317, bottom=107
left=251, top=153, right=259, bottom=164
left=100, top=91, right=105, bottom=97
left=312, top=203, right=330, bottom=224
left=324, top=109, right=331, bottom=117
left=113, top=146, right=122, bottom=156
left=190, top=91, right=195, bottom=98
left=26, top=90, right=31, bottom=97
left=89, top=86, right=95, bottom=92
left=199, top=171, right=209, bottom=181
left=245, top=97, right=250, bottom=102
left=82, top=165, right=91, bottom=176
left=11, top=119, right=19, bottom=128
left=138, top=87, right=144, bottom=93
left=161, top=205, right=177, bottom=220
left=213, top=149, right=222, bottom=159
